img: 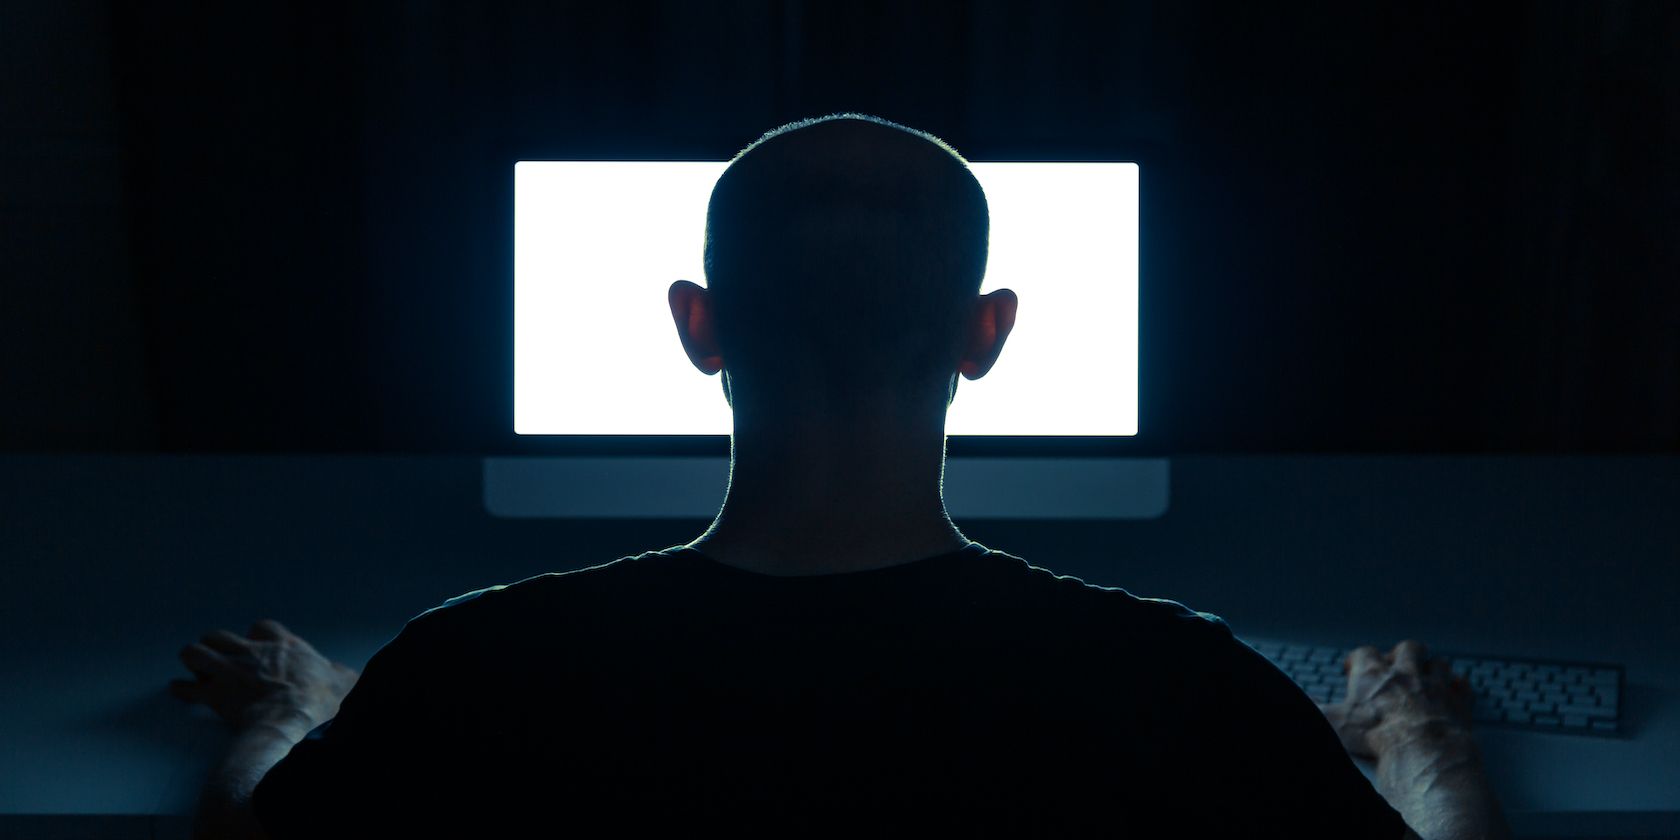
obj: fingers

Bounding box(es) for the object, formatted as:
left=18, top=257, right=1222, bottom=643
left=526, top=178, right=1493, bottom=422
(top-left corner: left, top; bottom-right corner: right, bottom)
left=178, top=642, right=233, bottom=678
left=174, top=620, right=296, bottom=710
left=200, top=629, right=251, bottom=655
left=248, top=619, right=289, bottom=640
left=1391, top=640, right=1429, bottom=675
left=1345, top=645, right=1387, bottom=677
left=1347, top=642, right=1433, bottom=677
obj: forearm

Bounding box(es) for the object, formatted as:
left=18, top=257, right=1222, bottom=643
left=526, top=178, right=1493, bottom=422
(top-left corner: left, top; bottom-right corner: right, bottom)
left=1372, top=718, right=1510, bottom=840
left=193, top=712, right=315, bottom=840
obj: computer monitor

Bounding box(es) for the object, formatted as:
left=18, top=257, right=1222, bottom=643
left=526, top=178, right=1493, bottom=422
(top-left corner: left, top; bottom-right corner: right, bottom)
left=487, top=160, right=1167, bottom=519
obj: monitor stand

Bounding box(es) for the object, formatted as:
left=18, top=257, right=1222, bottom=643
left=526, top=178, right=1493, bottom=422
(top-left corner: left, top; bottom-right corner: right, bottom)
left=482, top=457, right=1169, bottom=520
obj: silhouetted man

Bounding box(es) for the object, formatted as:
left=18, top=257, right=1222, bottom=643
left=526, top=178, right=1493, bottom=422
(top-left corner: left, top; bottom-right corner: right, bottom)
left=172, top=114, right=1507, bottom=838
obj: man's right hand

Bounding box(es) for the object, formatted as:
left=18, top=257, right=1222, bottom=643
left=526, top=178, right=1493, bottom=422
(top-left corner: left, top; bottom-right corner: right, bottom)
left=1319, top=640, right=1474, bottom=760
left=1319, top=639, right=1510, bottom=840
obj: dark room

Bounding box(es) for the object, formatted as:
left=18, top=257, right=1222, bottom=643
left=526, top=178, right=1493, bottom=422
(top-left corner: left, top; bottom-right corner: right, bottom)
left=2, top=1, right=1677, bottom=837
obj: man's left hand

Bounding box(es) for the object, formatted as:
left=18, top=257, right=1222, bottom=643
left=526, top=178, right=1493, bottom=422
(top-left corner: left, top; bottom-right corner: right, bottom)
left=171, top=619, right=360, bottom=732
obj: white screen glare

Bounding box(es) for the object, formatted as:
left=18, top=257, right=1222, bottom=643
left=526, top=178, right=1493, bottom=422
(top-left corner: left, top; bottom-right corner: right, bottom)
left=514, top=161, right=1138, bottom=437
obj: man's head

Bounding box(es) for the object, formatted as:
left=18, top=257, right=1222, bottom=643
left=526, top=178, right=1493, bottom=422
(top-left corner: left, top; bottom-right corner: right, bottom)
left=668, top=114, right=1016, bottom=421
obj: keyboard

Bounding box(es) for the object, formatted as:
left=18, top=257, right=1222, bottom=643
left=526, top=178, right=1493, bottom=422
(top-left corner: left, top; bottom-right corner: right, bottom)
left=1242, top=639, right=1625, bottom=738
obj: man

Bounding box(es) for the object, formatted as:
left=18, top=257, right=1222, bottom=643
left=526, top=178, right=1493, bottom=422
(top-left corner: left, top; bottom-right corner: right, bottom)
left=172, top=114, right=1508, bottom=838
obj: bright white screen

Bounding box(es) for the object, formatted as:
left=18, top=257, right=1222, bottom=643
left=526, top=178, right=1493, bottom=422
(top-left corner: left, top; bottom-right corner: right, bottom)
left=515, top=161, right=1138, bottom=436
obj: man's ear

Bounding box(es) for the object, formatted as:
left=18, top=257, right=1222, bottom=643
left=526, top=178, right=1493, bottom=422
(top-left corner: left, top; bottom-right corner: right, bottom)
left=957, top=288, right=1018, bottom=380
left=668, top=280, right=724, bottom=375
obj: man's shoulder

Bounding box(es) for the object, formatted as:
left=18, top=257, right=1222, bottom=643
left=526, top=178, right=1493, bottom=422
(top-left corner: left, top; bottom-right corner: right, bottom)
left=406, top=547, right=690, bottom=629
left=989, top=549, right=1234, bottom=637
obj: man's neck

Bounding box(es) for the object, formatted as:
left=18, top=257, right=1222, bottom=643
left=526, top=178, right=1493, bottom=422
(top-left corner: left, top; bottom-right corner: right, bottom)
left=686, top=417, right=971, bottom=577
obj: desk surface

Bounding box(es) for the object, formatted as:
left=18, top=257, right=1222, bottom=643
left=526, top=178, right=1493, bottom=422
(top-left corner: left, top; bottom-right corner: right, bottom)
left=2, top=454, right=1677, bottom=837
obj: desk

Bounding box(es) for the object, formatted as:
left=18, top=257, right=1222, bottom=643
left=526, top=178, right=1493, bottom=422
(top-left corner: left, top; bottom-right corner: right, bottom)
left=2, top=455, right=1676, bottom=838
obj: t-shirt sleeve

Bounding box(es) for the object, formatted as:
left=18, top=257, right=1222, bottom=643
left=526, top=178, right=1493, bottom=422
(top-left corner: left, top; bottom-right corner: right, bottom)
left=1190, top=617, right=1412, bottom=839
left=250, top=611, right=467, bottom=838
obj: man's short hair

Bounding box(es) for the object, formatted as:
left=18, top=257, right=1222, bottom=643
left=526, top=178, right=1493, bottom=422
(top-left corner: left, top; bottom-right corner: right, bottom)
left=703, top=113, right=990, bottom=402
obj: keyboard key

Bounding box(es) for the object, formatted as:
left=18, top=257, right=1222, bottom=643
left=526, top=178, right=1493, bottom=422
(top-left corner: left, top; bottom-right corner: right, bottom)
left=1535, top=715, right=1561, bottom=726
left=1591, top=721, right=1618, bottom=733
left=1506, top=710, right=1532, bottom=724
left=1562, top=715, right=1589, bottom=728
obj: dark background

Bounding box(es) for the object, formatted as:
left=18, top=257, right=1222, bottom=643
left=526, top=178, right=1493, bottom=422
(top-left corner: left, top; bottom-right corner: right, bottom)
left=4, top=0, right=1676, bottom=454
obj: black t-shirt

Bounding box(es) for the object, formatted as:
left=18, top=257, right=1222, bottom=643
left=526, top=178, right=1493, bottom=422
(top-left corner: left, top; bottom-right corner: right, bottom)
left=252, top=543, right=1409, bottom=837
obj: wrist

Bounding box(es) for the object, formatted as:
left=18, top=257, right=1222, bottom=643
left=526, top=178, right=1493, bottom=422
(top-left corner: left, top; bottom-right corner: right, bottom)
left=236, top=700, right=323, bottom=737
left=1369, top=715, right=1485, bottom=786
left=1368, top=716, right=1508, bottom=840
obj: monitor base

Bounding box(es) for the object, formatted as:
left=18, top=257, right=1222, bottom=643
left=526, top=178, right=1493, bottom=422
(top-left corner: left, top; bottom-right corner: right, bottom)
left=482, top=457, right=1170, bottom=520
